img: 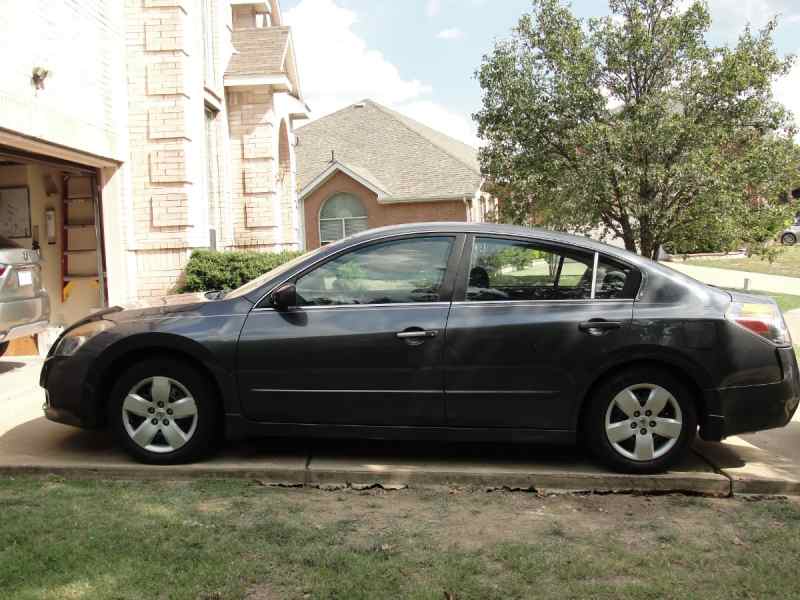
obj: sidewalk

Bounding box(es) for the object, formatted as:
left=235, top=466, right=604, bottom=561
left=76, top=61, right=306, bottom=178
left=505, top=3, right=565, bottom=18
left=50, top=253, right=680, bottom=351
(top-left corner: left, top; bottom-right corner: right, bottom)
left=664, top=262, right=800, bottom=295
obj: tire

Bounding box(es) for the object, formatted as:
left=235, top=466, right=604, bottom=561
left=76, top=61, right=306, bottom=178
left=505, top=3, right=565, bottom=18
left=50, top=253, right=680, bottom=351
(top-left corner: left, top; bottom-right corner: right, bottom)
left=109, top=358, right=218, bottom=464
left=782, top=233, right=797, bottom=246
left=0, top=341, right=9, bottom=358
left=585, top=367, right=697, bottom=474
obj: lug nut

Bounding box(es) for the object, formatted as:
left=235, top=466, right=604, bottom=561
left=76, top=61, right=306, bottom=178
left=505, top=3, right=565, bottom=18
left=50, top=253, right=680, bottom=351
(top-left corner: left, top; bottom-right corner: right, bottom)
left=650, top=421, right=656, bottom=427
left=645, top=410, right=652, bottom=417
left=148, top=407, right=155, bottom=414
left=640, top=428, right=647, bottom=435
left=167, top=409, right=173, bottom=415
left=634, top=411, right=641, bottom=418
left=157, top=401, right=164, bottom=408
left=630, top=422, right=637, bottom=429
left=162, top=419, right=170, bottom=426
left=151, top=419, right=158, bottom=425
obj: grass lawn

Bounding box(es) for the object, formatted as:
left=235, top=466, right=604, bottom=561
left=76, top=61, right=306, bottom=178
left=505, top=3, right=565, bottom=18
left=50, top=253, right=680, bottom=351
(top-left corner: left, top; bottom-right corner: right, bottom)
left=2, top=478, right=800, bottom=599
left=689, top=246, right=800, bottom=278
left=736, top=290, right=800, bottom=314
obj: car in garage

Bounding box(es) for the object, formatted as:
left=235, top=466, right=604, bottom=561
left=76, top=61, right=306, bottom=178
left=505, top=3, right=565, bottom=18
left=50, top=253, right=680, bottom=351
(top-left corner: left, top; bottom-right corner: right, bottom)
left=0, top=237, right=50, bottom=356
left=40, top=223, right=800, bottom=473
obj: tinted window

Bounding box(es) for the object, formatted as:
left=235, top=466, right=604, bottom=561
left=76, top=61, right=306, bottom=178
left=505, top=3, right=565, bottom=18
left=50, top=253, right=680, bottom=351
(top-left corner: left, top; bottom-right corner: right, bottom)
left=594, top=256, right=636, bottom=299
left=467, top=238, right=593, bottom=301
left=296, top=237, right=454, bottom=306
left=467, top=238, right=638, bottom=302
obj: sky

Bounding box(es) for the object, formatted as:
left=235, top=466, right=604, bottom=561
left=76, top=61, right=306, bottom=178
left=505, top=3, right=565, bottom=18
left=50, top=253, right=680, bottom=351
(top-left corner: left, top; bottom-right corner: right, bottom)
left=282, top=0, right=800, bottom=147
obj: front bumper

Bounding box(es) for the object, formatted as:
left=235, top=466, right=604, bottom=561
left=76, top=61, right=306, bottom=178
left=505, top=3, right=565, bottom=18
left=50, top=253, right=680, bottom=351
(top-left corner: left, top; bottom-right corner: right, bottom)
left=701, top=347, right=800, bottom=440
left=40, top=354, right=102, bottom=429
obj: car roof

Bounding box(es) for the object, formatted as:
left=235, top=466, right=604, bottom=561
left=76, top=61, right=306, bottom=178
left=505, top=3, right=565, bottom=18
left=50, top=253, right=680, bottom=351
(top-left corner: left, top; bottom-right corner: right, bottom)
left=344, top=222, right=649, bottom=266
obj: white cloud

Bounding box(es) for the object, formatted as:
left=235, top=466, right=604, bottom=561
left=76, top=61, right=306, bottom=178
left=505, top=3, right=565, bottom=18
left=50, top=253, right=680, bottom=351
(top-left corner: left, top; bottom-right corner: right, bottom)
left=285, top=0, right=480, bottom=147
left=425, top=0, right=441, bottom=18
left=697, top=0, right=800, bottom=35
left=436, top=27, right=464, bottom=40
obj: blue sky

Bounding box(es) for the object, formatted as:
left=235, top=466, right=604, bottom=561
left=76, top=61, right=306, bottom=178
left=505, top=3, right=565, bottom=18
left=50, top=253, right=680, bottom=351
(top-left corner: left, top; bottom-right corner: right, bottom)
left=283, top=0, right=800, bottom=146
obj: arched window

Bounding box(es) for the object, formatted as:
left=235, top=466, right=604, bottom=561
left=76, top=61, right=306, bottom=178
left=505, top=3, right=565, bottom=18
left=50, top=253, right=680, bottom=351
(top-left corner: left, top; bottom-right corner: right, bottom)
left=319, top=193, right=368, bottom=244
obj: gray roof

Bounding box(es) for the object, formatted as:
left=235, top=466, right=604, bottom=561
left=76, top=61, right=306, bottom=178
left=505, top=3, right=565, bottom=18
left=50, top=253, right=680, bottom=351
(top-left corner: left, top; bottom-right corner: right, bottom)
left=226, top=26, right=290, bottom=78
left=296, top=100, right=482, bottom=201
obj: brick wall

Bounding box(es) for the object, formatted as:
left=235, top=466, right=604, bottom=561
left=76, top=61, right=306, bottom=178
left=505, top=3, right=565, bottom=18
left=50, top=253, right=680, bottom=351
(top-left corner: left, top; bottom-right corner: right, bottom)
left=303, top=171, right=468, bottom=249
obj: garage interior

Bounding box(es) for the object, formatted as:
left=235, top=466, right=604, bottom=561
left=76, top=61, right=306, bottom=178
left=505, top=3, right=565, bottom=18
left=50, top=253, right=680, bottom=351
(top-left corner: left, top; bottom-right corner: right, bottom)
left=0, top=145, right=108, bottom=354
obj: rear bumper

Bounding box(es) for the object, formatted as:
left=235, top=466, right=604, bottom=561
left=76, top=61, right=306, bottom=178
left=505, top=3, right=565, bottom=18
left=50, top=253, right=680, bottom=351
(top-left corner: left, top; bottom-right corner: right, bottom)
left=701, top=347, right=800, bottom=441
left=0, top=293, right=49, bottom=342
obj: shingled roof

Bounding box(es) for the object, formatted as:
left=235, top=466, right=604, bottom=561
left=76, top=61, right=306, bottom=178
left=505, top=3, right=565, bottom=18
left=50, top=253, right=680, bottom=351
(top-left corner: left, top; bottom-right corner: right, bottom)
left=296, top=100, right=482, bottom=202
left=226, top=26, right=290, bottom=78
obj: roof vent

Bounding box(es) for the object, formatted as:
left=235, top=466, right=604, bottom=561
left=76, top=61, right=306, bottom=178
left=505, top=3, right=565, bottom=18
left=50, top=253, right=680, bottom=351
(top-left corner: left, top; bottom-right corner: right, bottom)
left=354, top=102, right=366, bottom=108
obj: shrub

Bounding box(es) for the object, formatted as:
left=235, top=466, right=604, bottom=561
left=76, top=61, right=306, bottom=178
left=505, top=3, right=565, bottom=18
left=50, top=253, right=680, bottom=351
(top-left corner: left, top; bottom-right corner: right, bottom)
left=178, top=249, right=303, bottom=293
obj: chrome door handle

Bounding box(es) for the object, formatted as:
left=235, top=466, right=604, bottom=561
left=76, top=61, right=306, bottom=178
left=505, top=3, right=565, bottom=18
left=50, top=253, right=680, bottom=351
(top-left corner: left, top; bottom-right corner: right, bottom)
left=579, top=320, right=622, bottom=336
left=396, top=330, right=438, bottom=339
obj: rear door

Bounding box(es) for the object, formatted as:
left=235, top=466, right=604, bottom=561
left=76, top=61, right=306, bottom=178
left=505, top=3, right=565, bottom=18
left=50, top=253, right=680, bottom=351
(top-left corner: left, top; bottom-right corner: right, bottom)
left=443, top=235, right=639, bottom=429
left=237, top=234, right=464, bottom=426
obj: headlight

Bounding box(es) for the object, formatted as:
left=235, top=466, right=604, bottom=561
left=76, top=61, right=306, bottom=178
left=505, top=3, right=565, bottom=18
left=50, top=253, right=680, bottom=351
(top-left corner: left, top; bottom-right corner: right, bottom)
left=53, top=320, right=116, bottom=356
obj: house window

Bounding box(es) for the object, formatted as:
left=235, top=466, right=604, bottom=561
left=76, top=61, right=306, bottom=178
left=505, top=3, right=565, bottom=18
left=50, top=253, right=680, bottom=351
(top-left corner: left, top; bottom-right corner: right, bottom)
left=319, top=193, right=368, bottom=244
left=202, top=0, right=216, bottom=86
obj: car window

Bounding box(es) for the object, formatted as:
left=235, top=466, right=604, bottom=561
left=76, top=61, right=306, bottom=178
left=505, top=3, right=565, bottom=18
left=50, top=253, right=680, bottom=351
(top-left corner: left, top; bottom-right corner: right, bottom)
left=594, top=256, right=636, bottom=299
left=466, top=238, right=638, bottom=302
left=295, top=237, right=454, bottom=306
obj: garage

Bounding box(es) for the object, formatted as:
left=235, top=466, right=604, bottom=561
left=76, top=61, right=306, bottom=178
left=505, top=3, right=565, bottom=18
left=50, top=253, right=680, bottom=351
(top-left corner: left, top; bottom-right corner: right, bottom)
left=0, top=144, right=110, bottom=354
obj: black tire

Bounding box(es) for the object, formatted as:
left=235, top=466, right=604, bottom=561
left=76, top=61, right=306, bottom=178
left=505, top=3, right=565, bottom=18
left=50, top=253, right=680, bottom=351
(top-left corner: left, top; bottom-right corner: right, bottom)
left=0, top=341, right=9, bottom=358
left=585, top=367, right=697, bottom=474
left=782, top=233, right=797, bottom=246
left=109, top=358, right=218, bottom=464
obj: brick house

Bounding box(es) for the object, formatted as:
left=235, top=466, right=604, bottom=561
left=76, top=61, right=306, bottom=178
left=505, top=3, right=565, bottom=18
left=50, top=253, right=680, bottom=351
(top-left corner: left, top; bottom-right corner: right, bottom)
left=296, top=100, right=493, bottom=249
left=0, top=0, right=306, bottom=326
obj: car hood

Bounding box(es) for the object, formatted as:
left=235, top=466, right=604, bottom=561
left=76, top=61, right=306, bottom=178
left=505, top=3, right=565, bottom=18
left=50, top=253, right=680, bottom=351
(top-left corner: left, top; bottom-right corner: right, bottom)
left=97, top=292, right=217, bottom=323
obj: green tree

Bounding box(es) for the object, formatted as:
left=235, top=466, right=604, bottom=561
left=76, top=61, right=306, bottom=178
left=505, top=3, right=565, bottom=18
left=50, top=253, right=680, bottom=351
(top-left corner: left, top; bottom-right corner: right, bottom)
left=475, top=0, right=799, bottom=258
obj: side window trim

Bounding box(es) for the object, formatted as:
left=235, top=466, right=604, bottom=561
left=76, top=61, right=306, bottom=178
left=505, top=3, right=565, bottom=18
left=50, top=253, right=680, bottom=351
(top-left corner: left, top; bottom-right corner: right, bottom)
left=258, top=233, right=464, bottom=309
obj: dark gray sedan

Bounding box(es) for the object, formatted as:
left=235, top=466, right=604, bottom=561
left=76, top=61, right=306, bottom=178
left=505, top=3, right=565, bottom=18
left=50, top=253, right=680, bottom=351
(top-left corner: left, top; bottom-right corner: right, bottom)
left=41, top=223, right=799, bottom=473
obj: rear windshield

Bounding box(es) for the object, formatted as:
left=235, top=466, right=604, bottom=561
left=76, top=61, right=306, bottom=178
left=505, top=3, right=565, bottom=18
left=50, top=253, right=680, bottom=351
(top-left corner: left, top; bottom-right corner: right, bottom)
left=0, top=237, right=20, bottom=249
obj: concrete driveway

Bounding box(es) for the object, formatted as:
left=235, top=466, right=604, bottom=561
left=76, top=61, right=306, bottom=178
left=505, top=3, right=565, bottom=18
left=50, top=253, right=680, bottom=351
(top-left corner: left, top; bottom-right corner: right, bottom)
left=1, top=357, right=797, bottom=496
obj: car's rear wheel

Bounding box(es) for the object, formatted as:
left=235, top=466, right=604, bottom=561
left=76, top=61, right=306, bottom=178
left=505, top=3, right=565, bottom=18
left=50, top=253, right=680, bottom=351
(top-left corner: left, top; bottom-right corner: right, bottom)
left=109, top=358, right=217, bottom=464
left=586, top=368, right=697, bottom=474
left=782, top=233, right=797, bottom=246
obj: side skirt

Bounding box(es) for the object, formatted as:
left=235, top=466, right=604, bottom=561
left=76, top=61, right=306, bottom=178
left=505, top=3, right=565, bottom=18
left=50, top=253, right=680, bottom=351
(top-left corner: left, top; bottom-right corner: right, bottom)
left=225, top=414, right=576, bottom=445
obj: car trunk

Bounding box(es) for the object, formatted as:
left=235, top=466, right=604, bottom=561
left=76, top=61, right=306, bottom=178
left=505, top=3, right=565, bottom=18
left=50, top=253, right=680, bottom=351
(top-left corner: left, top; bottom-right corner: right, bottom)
left=0, top=247, right=43, bottom=301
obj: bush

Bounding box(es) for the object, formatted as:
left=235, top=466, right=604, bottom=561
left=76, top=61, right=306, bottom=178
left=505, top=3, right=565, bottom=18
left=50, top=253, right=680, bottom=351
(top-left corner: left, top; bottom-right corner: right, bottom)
left=178, top=249, right=303, bottom=293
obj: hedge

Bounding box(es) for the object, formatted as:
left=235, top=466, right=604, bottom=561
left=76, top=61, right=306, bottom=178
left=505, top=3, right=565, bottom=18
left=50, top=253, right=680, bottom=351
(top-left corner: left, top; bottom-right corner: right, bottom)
left=178, top=249, right=303, bottom=293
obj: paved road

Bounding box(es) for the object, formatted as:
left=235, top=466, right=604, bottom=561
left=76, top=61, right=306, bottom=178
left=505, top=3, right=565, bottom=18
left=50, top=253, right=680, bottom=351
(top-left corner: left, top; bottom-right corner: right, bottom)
left=664, top=262, right=800, bottom=295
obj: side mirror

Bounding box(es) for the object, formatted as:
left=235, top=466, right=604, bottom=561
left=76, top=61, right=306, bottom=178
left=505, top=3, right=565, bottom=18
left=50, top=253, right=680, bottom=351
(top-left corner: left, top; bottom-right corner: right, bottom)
left=271, top=283, right=297, bottom=310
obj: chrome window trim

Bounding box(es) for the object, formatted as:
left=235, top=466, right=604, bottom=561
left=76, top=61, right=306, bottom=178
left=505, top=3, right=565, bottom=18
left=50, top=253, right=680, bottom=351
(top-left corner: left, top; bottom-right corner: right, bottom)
left=451, top=298, right=634, bottom=308
left=253, top=229, right=644, bottom=309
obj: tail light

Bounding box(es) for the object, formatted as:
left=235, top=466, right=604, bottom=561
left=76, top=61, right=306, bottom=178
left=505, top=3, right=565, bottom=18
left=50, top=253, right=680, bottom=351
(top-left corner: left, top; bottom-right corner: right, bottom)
left=0, top=265, right=6, bottom=277
left=726, top=301, right=792, bottom=346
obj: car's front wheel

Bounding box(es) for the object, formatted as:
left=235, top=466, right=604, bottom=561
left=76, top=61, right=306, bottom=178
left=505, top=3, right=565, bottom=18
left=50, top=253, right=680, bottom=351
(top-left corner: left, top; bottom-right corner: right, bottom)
left=586, top=368, right=697, bottom=474
left=782, top=232, right=797, bottom=246
left=109, top=358, right=217, bottom=464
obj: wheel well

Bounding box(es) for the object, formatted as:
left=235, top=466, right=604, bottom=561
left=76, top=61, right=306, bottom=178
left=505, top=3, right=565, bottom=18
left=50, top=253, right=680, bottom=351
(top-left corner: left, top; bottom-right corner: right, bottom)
left=95, top=348, right=225, bottom=430
left=577, top=360, right=706, bottom=433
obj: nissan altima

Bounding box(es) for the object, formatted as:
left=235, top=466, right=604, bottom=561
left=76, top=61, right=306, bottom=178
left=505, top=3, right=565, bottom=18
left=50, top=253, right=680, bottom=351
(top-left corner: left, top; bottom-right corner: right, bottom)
left=41, top=223, right=800, bottom=473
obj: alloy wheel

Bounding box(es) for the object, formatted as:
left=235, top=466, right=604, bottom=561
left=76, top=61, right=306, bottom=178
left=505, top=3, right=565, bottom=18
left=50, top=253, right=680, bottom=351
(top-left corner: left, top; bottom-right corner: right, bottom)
left=782, top=233, right=797, bottom=246
left=604, top=383, right=683, bottom=462
left=121, top=376, right=198, bottom=454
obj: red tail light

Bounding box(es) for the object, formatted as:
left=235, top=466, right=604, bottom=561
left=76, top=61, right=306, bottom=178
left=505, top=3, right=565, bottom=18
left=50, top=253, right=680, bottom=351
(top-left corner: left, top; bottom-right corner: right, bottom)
left=0, top=265, right=6, bottom=277
left=726, top=301, right=791, bottom=345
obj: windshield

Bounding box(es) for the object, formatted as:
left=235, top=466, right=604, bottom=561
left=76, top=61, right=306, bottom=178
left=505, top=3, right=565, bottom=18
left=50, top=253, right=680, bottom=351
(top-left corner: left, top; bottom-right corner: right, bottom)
left=224, top=248, right=321, bottom=300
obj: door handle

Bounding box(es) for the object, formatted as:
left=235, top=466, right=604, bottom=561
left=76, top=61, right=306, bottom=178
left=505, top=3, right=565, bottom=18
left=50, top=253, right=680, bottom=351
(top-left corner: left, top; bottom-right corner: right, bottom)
left=579, top=320, right=622, bottom=335
left=396, top=330, right=438, bottom=339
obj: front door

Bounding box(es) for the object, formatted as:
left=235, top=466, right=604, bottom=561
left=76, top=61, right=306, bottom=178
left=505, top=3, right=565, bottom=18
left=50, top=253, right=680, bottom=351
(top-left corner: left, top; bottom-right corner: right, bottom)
left=443, top=235, right=638, bottom=429
left=238, top=235, right=463, bottom=426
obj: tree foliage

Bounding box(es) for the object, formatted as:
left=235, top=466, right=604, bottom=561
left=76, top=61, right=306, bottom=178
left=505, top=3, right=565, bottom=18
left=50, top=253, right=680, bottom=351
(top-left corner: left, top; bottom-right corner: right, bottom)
left=179, top=249, right=303, bottom=292
left=475, top=0, right=799, bottom=258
